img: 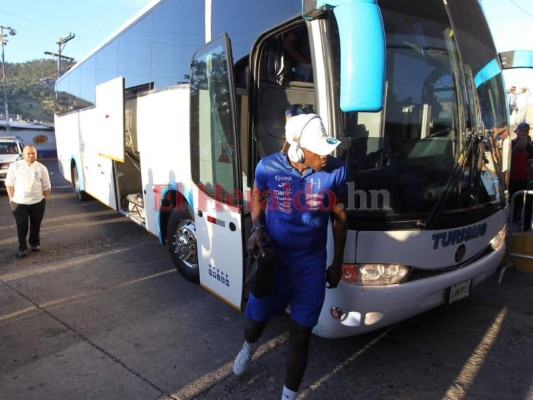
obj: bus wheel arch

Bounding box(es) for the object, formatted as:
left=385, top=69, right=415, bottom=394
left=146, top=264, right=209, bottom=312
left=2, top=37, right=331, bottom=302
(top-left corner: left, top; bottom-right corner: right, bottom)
left=159, top=189, right=188, bottom=244
left=166, top=203, right=199, bottom=284
left=70, top=160, right=90, bottom=201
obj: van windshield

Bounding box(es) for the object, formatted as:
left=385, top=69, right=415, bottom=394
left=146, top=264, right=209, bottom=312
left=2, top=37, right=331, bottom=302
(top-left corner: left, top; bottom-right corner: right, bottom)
left=0, top=142, right=18, bottom=155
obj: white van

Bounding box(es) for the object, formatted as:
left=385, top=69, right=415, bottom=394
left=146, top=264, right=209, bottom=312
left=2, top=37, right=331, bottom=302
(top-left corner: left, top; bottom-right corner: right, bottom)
left=0, top=136, right=24, bottom=187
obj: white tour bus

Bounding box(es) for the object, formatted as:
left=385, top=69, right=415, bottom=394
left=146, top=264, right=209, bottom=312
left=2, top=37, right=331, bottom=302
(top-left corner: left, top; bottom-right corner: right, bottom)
left=55, top=0, right=519, bottom=338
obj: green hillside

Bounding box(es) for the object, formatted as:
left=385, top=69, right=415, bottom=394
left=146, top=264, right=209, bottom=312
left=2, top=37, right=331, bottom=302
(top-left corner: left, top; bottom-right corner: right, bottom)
left=0, top=59, right=66, bottom=124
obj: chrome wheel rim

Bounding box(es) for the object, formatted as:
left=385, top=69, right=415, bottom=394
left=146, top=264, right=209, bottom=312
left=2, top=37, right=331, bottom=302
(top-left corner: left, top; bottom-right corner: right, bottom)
left=173, top=219, right=198, bottom=270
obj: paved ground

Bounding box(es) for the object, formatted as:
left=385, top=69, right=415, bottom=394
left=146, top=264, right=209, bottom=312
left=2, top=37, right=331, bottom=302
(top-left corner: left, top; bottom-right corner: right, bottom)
left=0, top=159, right=532, bottom=400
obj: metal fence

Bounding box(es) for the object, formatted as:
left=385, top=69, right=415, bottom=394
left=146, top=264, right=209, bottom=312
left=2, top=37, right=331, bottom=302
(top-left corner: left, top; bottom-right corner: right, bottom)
left=498, top=189, right=533, bottom=283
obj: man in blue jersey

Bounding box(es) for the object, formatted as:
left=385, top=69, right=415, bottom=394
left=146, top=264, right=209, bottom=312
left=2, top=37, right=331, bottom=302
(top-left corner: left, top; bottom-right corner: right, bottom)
left=233, top=113, right=347, bottom=400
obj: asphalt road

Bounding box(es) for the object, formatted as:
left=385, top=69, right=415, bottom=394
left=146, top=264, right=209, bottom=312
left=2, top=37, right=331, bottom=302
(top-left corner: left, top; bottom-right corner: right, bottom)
left=0, top=159, right=532, bottom=400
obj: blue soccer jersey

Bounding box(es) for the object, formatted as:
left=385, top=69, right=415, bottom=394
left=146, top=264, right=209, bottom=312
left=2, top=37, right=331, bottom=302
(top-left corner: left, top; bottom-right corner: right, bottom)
left=254, top=152, right=347, bottom=268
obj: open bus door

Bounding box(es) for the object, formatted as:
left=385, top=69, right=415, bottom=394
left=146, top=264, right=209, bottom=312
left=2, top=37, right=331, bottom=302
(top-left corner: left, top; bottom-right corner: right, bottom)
left=82, top=76, right=125, bottom=209
left=189, top=34, right=245, bottom=310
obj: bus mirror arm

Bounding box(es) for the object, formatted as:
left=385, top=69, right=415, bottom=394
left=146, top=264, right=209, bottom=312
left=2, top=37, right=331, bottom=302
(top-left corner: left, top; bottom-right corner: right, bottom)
left=499, top=50, right=533, bottom=70
left=303, top=0, right=385, bottom=112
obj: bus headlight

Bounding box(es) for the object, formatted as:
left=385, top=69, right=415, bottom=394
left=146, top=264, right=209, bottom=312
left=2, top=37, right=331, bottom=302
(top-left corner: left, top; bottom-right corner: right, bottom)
left=341, top=263, right=411, bottom=285
left=489, top=226, right=506, bottom=250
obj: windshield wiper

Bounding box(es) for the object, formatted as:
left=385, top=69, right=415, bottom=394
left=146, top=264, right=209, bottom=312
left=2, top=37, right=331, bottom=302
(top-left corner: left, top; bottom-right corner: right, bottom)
left=421, top=131, right=479, bottom=229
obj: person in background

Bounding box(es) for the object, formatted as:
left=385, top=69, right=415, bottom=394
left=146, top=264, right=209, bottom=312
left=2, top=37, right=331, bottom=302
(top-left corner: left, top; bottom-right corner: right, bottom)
left=283, top=26, right=313, bottom=82
left=507, top=86, right=517, bottom=116
left=480, top=138, right=501, bottom=202
left=515, top=87, right=530, bottom=124
left=233, top=114, right=347, bottom=400
left=509, top=122, right=533, bottom=231
left=5, top=145, right=51, bottom=258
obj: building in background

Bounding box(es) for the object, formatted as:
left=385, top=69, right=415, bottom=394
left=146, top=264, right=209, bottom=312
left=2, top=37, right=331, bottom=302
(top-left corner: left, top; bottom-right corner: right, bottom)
left=0, top=121, right=56, bottom=158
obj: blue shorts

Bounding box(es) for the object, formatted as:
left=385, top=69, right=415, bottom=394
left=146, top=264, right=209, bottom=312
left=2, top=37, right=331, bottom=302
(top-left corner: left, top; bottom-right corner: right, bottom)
left=244, top=264, right=326, bottom=328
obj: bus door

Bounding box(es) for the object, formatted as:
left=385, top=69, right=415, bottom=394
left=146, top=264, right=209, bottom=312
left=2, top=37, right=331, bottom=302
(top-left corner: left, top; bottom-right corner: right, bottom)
left=83, top=76, right=124, bottom=208
left=189, top=34, right=245, bottom=310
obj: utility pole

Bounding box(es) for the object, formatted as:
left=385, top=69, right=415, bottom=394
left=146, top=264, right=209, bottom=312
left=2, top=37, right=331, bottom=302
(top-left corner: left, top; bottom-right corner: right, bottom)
left=44, top=33, right=75, bottom=79
left=0, top=25, right=16, bottom=134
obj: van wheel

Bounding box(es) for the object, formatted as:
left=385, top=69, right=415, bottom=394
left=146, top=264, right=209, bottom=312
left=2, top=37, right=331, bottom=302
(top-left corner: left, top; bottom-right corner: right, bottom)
left=71, top=164, right=90, bottom=201
left=167, top=210, right=199, bottom=283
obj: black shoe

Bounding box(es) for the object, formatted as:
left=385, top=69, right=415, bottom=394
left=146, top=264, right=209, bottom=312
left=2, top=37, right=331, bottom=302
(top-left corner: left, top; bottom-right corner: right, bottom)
left=30, top=245, right=41, bottom=252
left=16, top=250, right=28, bottom=259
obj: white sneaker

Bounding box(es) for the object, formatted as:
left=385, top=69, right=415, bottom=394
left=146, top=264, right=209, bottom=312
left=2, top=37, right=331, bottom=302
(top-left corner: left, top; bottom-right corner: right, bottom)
left=233, top=341, right=257, bottom=376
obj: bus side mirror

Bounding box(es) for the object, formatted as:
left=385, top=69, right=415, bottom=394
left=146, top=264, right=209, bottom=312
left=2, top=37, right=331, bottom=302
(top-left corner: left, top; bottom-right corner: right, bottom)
left=303, top=0, right=386, bottom=112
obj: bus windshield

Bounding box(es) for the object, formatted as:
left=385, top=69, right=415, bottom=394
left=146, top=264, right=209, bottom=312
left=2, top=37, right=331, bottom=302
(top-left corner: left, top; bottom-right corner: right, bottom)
left=332, top=0, right=507, bottom=228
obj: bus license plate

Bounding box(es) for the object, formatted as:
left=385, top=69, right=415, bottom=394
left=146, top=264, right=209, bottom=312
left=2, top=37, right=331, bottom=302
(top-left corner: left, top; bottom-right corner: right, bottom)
left=449, top=279, right=471, bottom=303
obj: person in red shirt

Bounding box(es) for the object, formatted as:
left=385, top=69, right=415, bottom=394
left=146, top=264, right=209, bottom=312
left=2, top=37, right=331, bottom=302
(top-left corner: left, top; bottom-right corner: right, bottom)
left=510, top=122, right=532, bottom=230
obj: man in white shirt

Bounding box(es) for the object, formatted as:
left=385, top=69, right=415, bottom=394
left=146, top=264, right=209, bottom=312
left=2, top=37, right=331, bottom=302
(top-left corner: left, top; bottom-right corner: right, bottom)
left=508, top=86, right=517, bottom=115
left=5, top=145, right=51, bottom=258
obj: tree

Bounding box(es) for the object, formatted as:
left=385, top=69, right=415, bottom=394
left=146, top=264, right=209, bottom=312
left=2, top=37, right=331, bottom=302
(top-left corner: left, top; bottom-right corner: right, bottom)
left=1, top=59, right=68, bottom=122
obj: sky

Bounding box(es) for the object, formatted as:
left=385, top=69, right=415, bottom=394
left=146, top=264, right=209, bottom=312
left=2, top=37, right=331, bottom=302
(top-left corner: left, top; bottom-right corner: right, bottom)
left=0, top=0, right=153, bottom=64
left=479, top=0, right=533, bottom=90
left=0, top=0, right=531, bottom=88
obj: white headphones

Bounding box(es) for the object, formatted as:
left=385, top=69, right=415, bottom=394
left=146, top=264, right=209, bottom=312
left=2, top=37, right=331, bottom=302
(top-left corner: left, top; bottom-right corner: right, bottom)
left=288, top=141, right=304, bottom=163
left=287, top=114, right=320, bottom=163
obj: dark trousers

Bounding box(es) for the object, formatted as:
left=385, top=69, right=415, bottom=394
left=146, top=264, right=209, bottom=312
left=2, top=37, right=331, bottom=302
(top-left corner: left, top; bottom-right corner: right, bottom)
left=11, top=199, right=46, bottom=251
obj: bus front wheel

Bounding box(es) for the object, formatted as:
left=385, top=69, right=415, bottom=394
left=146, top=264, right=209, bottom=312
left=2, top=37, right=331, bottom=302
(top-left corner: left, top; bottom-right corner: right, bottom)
left=167, top=211, right=200, bottom=283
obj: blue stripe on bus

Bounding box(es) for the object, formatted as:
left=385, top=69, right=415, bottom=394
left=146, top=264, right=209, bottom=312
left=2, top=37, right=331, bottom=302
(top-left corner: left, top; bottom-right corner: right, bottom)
left=474, top=58, right=501, bottom=88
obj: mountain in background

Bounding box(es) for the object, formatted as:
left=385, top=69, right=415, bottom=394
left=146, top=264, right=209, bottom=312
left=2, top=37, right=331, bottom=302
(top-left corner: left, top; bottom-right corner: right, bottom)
left=1, top=59, right=72, bottom=124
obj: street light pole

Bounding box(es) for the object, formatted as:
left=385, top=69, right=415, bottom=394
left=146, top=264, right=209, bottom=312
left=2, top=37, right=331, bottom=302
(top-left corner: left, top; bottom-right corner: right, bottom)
left=0, top=25, right=16, bottom=134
